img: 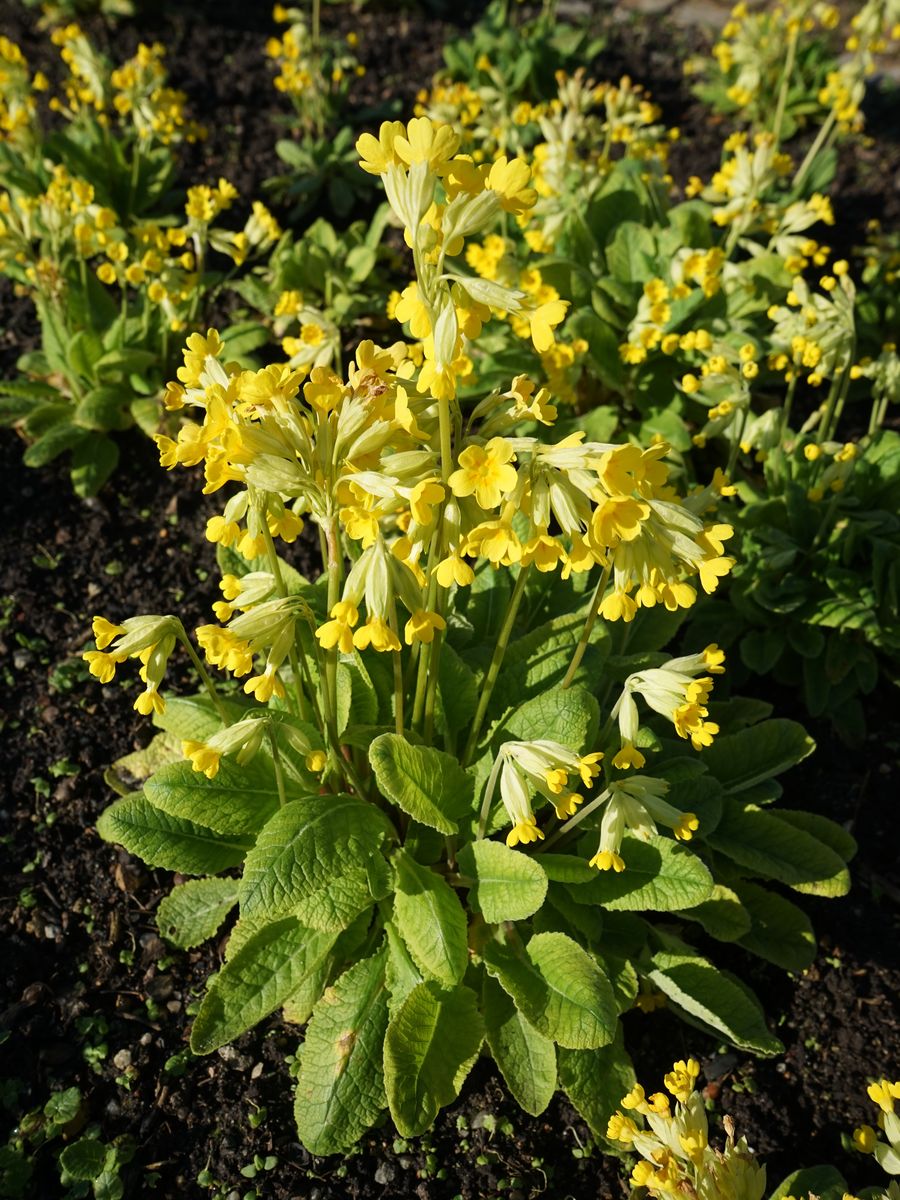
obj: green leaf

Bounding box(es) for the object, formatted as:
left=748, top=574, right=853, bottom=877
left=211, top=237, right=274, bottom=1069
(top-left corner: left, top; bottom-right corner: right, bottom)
left=239, top=796, right=390, bottom=931
left=191, top=919, right=335, bottom=1053
left=776, top=809, right=857, bottom=862
left=144, top=758, right=283, bottom=838
left=770, top=1167, right=847, bottom=1200
left=557, top=1027, right=635, bottom=1144
left=156, top=878, right=239, bottom=949
left=496, top=686, right=598, bottom=752
left=383, top=982, right=484, bottom=1137
left=701, top=719, right=815, bottom=793
left=294, top=948, right=390, bottom=1155
left=437, top=642, right=478, bottom=736
left=458, top=840, right=548, bottom=923
left=483, top=932, right=617, bottom=1050
left=74, top=386, right=132, bottom=431
left=385, top=919, right=423, bottom=1017
left=606, top=221, right=656, bottom=283
left=369, top=734, right=473, bottom=835
left=647, top=939, right=782, bottom=1054
left=708, top=801, right=850, bottom=897
left=59, top=1139, right=107, bottom=1181
left=539, top=854, right=596, bottom=883
left=482, top=974, right=556, bottom=1116
left=97, top=794, right=250, bottom=874
left=566, top=836, right=713, bottom=912
left=495, top=611, right=608, bottom=710
left=674, top=884, right=752, bottom=942
left=152, top=694, right=247, bottom=742
left=392, top=849, right=468, bottom=987
left=23, top=420, right=87, bottom=467
left=71, top=435, right=119, bottom=497
left=734, top=880, right=816, bottom=971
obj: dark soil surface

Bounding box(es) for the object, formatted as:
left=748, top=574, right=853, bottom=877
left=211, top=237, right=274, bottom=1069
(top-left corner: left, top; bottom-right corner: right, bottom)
left=1, top=3, right=899, bottom=1199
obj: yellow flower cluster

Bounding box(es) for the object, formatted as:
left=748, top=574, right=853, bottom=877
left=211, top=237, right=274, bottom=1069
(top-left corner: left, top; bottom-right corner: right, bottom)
left=109, top=41, right=205, bottom=146
left=853, top=1077, right=900, bottom=1170
left=266, top=6, right=364, bottom=134
left=608, top=1059, right=766, bottom=1195
left=0, top=36, right=45, bottom=150
left=0, top=160, right=279, bottom=330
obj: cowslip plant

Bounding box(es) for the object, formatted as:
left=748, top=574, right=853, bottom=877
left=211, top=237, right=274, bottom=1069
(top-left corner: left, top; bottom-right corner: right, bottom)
left=233, top=204, right=397, bottom=374
left=265, top=5, right=372, bottom=220
left=0, top=30, right=282, bottom=493
left=426, top=0, right=900, bottom=738
left=608, top=1060, right=900, bottom=1200
left=427, top=0, right=605, bottom=161
left=86, top=116, right=853, bottom=1155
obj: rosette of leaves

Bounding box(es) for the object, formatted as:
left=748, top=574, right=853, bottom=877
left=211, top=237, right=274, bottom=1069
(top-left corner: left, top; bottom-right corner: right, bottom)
left=97, top=558, right=853, bottom=1155
left=689, top=430, right=900, bottom=744
left=266, top=126, right=375, bottom=222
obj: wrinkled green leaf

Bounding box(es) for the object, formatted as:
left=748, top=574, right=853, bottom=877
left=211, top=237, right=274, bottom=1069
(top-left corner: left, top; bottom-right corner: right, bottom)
left=483, top=974, right=556, bottom=1116
left=383, top=982, right=484, bottom=1136
left=97, top=793, right=250, bottom=875
left=294, top=948, right=390, bottom=1155
left=156, top=878, right=239, bottom=949
left=192, top=919, right=335, bottom=1053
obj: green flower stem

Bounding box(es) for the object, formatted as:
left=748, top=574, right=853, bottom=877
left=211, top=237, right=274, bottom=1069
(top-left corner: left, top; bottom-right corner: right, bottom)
left=779, top=372, right=799, bottom=445
left=726, top=409, right=749, bottom=479
left=540, top=788, right=609, bottom=852
left=822, top=345, right=855, bottom=443
left=476, top=750, right=505, bottom=841
left=321, top=514, right=343, bottom=748
left=260, top=519, right=310, bottom=723
left=411, top=528, right=442, bottom=731
left=389, top=600, right=405, bottom=737
left=793, top=109, right=837, bottom=194
left=422, top=628, right=443, bottom=745
left=462, top=564, right=532, bottom=767
left=771, top=25, right=799, bottom=148
left=267, top=725, right=288, bottom=809
left=176, top=625, right=229, bottom=725
left=562, top=562, right=611, bottom=690
left=869, top=391, right=889, bottom=436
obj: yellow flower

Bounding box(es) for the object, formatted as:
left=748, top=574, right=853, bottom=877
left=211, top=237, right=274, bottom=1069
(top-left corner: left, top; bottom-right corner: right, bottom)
left=182, top=739, right=222, bottom=779
left=83, top=650, right=123, bottom=684
left=92, top=616, right=126, bottom=649
left=589, top=849, right=625, bottom=872
left=613, top=743, right=646, bottom=770
left=356, top=120, right=406, bottom=175
left=135, top=688, right=165, bottom=716
left=404, top=609, right=446, bottom=645
left=592, top=496, right=649, bottom=546
left=353, top=615, right=401, bottom=653
left=435, top=553, right=475, bottom=588
left=448, top=437, right=517, bottom=509
left=316, top=601, right=359, bottom=654
left=485, top=155, right=536, bottom=214
left=303, top=366, right=344, bottom=412
left=527, top=299, right=569, bottom=353
left=393, top=116, right=460, bottom=170
left=852, top=1125, right=876, bottom=1153
left=664, top=1058, right=700, bottom=1103
left=244, top=671, right=285, bottom=703
left=409, top=479, right=445, bottom=526
left=698, top=555, right=734, bottom=594
left=506, top=817, right=544, bottom=848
